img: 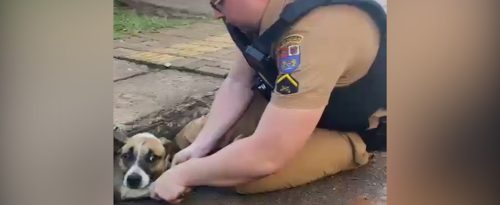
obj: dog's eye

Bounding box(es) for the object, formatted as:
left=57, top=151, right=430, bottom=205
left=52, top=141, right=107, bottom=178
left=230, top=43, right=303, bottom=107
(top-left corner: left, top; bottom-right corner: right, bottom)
left=121, top=153, right=130, bottom=159
left=147, top=155, right=158, bottom=163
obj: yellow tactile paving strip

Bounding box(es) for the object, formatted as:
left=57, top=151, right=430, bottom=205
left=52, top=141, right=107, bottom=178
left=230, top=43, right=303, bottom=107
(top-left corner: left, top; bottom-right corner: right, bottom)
left=122, top=33, right=234, bottom=65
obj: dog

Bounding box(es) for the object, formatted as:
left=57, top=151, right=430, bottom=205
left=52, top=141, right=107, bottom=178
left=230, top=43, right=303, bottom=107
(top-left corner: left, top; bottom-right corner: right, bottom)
left=114, top=132, right=179, bottom=201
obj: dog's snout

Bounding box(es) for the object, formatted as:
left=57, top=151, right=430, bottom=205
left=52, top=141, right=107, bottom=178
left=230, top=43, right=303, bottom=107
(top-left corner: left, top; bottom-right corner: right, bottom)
left=126, top=173, right=142, bottom=189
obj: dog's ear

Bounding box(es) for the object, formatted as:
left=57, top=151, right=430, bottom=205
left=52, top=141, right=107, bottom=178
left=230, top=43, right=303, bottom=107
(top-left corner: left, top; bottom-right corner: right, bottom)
left=114, top=137, right=126, bottom=156
left=159, top=137, right=180, bottom=162
left=114, top=125, right=129, bottom=155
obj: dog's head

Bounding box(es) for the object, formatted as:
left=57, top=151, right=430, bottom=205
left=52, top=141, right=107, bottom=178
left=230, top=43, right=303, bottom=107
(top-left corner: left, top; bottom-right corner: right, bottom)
left=117, top=132, right=178, bottom=189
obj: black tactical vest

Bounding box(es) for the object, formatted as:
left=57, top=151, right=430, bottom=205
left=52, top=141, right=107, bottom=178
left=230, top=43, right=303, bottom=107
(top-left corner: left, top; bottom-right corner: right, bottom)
left=225, top=0, right=386, bottom=149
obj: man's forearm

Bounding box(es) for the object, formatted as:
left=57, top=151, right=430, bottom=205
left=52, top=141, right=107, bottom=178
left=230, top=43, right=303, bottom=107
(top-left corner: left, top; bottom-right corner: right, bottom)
left=192, top=78, right=254, bottom=152
left=172, top=136, right=278, bottom=187
left=169, top=102, right=323, bottom=188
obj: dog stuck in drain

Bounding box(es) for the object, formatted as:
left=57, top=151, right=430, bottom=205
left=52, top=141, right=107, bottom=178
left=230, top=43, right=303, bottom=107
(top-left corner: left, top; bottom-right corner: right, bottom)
left=114, top=132, right=179, bottom=201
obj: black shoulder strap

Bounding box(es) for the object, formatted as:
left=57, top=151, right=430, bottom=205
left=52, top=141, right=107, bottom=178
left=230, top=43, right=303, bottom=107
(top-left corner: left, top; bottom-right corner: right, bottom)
left=225, top=23, right=278, bottom=89
left=226, top=0, right=386, bottom=89
left=255, top=0, right=386, bottom=54
left=225, top=23, right=250, bottom=54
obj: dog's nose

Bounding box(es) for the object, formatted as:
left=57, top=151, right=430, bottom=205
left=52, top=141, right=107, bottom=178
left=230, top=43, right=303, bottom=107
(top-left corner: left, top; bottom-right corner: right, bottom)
left=126, top=173, right=142, bottom=189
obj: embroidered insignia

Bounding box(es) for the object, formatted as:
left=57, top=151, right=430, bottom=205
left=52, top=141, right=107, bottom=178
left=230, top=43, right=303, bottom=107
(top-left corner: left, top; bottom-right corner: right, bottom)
left=277, top=34, right=303, bottom=74
left=288, top=45, right=300, bottom=56
left=274, top=34, right=303, bottom=94
left=279, top=34, right=304, bottom=46
left=279, top=55, right=300, bottom=74
left=276, top=74, right=299, bottom=95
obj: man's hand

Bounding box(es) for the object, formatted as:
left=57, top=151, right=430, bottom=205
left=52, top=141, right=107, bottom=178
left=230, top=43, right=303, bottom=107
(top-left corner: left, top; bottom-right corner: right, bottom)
left=150, top=170, right=192, bottom=204
left=145, top=103, right=326, bottom=189
left=171, top=143, right=211, bottom=167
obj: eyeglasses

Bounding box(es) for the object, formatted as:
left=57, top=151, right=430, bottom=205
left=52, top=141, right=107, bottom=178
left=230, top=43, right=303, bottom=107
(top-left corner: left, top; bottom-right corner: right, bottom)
left=210, top=0, right=224, bottom=13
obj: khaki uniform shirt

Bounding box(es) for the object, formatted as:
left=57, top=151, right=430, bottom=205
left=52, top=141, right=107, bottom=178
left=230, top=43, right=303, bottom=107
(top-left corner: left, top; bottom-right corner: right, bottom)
left=257, top=0, right=381, bottom=110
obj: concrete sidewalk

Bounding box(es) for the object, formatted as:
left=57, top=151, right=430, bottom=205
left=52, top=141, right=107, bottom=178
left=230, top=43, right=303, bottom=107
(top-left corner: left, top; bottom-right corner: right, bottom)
left=114, top=21, right=236, bottom=78
left=113, top=20, right=236, bottom=137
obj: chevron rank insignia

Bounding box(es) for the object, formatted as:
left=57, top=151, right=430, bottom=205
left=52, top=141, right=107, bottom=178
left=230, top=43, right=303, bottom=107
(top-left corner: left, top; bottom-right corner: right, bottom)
left=276, top=74, right=299, bottom=95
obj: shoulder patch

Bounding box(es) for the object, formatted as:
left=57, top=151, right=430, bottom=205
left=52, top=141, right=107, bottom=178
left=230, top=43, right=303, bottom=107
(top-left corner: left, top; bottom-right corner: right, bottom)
left=277, top=34, right=303, bottom=74
left=279, top=34, right=304, bottom=47
left=276, top=74, right=299, bottom=95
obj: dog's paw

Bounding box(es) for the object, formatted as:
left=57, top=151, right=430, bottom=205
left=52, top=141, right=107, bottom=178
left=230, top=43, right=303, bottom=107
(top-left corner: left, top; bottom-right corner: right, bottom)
left=120, top=186, right=151, bottom=200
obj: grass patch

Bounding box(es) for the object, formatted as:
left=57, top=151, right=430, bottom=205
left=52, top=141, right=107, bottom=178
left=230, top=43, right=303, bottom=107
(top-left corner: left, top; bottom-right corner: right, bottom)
left=114, top=5, right=194, bottom=39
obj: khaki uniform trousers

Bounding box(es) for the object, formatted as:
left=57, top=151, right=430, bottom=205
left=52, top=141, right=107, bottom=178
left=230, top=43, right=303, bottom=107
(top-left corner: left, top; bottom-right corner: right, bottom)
left=175, top=92, right=374, bottom=194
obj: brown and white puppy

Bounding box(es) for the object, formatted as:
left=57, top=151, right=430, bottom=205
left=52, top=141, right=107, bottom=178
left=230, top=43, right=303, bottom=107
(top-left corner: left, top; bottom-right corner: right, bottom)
left=117, top=132, right=179, bottom=190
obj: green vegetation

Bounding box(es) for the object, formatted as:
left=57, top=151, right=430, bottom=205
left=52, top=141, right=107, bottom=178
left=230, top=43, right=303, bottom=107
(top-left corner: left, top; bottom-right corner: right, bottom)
left=114, top=5, right=193, bottom=39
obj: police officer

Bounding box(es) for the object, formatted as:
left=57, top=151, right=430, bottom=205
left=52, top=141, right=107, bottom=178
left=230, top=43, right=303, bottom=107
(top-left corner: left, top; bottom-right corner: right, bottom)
left=151, top=0, right=386, bottom=203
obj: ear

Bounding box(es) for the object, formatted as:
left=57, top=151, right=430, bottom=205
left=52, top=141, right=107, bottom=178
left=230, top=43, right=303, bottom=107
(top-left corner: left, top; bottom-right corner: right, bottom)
left=114, top=137, right=126, bottom=156
left=114, top=124, right=129, bottom=155
left=159, top=137, right=180, bottom=162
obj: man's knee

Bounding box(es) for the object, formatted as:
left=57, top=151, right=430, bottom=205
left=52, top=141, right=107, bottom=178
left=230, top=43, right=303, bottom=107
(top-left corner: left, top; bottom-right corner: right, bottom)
left=175, top=116, right=207, bottom=149
left=234, top=129, right=372, bottom=194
